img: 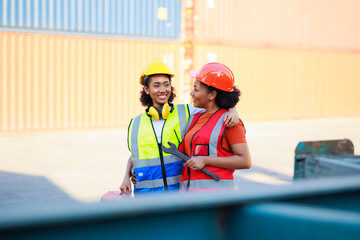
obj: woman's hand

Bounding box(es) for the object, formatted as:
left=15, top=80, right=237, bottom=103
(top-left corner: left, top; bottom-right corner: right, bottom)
left=119, top=177, right=132, bottom=195
left=120, top=156, right=136, bottom=195
left=224, top=108, right=240, bottom=127
left=185, top=156, right=207, bottom=170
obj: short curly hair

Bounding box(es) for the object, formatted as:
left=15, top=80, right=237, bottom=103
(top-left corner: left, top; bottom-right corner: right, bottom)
left=139, top=75, right=176, bottom=107
left=201, top=82, right=241, bottom=109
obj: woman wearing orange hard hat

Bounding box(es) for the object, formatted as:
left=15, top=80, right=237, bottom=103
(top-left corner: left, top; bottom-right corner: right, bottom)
left=179, top=62, right=252, bottom=192
left=119, top=60, right=241, bottom=195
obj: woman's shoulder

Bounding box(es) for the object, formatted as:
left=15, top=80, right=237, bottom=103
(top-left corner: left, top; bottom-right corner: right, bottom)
left=224, top=120, right=246, bottom=143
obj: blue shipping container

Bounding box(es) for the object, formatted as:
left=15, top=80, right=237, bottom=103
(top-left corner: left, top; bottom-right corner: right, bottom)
left=0, top=0, right=182, bottom=40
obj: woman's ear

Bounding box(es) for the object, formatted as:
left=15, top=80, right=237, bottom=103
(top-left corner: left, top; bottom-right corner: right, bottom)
left=144, top=86, right=150, bottom=95
left=209, top=90, right=217, bottom=101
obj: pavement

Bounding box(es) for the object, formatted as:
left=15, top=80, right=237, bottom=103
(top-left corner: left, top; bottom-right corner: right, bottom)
left=1, top=118, right=360, bottom=207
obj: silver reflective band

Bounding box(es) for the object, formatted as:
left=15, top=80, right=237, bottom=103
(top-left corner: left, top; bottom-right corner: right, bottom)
left=209, top=112, right=226, bottom=156
left=133, top=155, right=182, bottom=168
left=167, top=175, right=182, bottom=185
left=136, top=175, right=182, bottom=189
left=130, top=115, right=142, bottom=161
left=185, top=114, right=195, bottom=134
left=180, top=179, right=234, bottom=190
left=177, top=105, right=188, bottom=139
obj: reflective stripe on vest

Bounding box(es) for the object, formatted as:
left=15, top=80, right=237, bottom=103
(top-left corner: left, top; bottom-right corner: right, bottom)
left=133, top=155, right=183, bottom=168
left=180, top=179, right=234, bottom=190
left=209, top=112, right=226, bottom=156
left=136, top=175, right=182, bottom=189
left=177, top=104, right=188, bottom=139
left=129, top=104, right=189, bottom=193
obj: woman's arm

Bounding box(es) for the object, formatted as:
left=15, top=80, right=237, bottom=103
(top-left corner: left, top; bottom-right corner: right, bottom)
left=189, top=105, right=239, bottom=127
left=119, top=156, right=134, bottom=195
left=223, top=107, right=240, bottom=127
left=185, top=143, right=251, bottom=170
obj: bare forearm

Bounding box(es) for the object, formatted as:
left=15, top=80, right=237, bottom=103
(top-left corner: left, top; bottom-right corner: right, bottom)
left=205, top=155, right=251, bottom=170
left=186, top=143, right=251, bottom=171
left=123, top=156, right=133, bottom=179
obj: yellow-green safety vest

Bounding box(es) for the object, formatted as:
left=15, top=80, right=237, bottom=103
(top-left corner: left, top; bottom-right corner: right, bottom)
left=128, top=104, right=190, bottom=194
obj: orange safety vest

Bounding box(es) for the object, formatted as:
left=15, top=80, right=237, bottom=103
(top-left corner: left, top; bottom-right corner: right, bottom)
left=179, top=109, right=235, bottom=192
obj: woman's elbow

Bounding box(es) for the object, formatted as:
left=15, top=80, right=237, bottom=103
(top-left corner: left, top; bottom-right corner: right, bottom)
left=243, top=156, right=252, bottom=169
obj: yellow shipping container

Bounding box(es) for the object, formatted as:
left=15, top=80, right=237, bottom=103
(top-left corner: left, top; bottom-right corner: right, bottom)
left=0, top=32, right=184, bottom=132
left=193, top=44, right=360, bottom=121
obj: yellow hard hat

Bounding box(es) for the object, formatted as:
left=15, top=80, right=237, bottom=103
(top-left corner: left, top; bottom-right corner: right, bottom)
left=139, top=61, right=174, bottom=85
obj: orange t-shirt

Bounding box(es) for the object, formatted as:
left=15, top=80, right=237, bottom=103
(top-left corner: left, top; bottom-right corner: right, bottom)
left=183, top=113, right=247, bottom=157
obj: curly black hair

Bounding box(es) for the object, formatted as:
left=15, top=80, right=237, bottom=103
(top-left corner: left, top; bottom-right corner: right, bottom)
left=202, top=82, right=241, bottom=110
left=139, top=75, right=176, bottom=107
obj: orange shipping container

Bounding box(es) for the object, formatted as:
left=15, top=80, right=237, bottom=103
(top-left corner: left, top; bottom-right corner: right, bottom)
left=193, top=44, right=360, bottom=121
left=0, top=32, right=185, bottom=132
left=1, top=32, right=360, bottom=132
left=194, top=0, right=360, bottom=52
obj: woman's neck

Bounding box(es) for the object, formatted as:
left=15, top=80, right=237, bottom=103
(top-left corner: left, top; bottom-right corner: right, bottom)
left=153, top=103, right=163, bottom=111
left=204, top=103, right=219, bottom=114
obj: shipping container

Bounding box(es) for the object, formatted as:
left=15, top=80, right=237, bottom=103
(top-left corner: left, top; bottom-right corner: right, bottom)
left=193, top=43, right=360, bottom=121
left=0, top=32, right=184, bottom=131
left=0, top=0, right=182, bottom=40
left=193, top=0, right=360, bottom=52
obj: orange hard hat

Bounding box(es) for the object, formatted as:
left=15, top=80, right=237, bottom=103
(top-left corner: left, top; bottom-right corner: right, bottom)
left=190, top=62, right=234, bottom=92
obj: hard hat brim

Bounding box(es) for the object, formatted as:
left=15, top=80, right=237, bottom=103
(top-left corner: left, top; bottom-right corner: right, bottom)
left=190, top=70, right=198, bottom=78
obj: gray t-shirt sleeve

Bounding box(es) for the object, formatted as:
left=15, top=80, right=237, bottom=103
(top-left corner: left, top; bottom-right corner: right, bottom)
left=188, top=104, right=205, bottom=116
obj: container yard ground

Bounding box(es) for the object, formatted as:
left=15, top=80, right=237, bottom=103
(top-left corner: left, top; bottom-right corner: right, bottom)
left=1, top=118, right=360, bottom=207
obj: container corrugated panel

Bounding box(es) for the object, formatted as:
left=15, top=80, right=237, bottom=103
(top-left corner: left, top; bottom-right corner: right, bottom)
left=0, top=32, right=183, bottom=131
left=0, top=0, right=182, bottom=40
left=194, top=0, right=360, bottom=51
left=193, top=44, right=360, bottom=121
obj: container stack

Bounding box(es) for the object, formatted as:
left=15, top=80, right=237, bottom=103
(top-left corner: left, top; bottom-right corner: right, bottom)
left=0, top=0, right=183, bottom=131
left=1, top=0, right=360, bottom=132
left=192, top=0, right=360, bottom=121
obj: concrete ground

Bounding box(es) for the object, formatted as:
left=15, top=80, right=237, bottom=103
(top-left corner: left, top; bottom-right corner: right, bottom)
left=1, top=118, right=360, bottom=207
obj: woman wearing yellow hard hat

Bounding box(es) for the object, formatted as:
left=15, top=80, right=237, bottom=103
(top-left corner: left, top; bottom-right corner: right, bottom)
left=120, top=60, right=240, bottom=195
left=179, top=62, right=251, bottom=192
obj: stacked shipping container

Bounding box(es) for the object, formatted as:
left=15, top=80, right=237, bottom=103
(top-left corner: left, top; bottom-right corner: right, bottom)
left=1, top=0, right=360, bottom=131
left=0, top=33, right=183, bottom=130
left=193, top=0, right=360, bottom=121
left=0, top=0, right=181, bottom=40
left=0, top=0, right=184, bottom=131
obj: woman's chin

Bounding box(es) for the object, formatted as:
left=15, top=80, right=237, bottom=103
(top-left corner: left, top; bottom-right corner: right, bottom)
left=155, top=99, right=169, bottom=105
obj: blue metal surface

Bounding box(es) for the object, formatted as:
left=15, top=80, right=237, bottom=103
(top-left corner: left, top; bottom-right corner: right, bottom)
left=303, top=155, right=360, bottom=179
left=231, top=203, right=360, bottom=240
left=1, top=176, right=360, bottom=239
left=0, top=0, right=182, bottom=40
left=294, top=139, right=355, bottom=179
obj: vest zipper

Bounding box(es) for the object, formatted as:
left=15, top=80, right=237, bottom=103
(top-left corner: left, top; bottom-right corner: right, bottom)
left=173, top=129, right=180, bottom=145
left=160, top=119, right=169, bottom=191
left=150, top=117, right=169, bottom=191
left=158, top=142, right=168, bottom=191
left=186, top=166, right=191, bottom=190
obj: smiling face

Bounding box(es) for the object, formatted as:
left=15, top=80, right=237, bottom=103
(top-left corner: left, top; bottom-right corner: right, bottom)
left=144, top=74, right=172, bottom=109
left=190, top=80, right=216, bottom=109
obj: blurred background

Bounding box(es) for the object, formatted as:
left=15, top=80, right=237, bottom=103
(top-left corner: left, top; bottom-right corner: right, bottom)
left=1, top=0, right=360, bottom=204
